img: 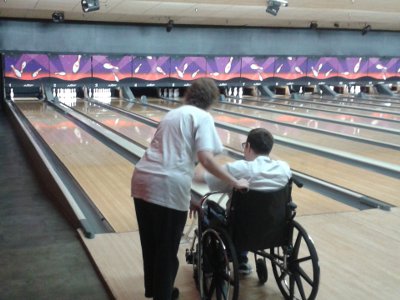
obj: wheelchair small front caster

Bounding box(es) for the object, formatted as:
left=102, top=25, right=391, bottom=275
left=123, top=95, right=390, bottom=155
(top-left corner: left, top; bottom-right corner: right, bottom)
left=256, top=258, right=268, bottom=284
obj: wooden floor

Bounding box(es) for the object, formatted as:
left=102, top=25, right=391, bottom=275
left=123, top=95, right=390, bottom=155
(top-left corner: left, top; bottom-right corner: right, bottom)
left=79, top=208, right=400, bottom=300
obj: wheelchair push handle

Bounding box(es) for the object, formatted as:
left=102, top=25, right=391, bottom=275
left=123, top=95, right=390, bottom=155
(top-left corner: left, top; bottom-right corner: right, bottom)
left=292, top=177, right=303, bottom=188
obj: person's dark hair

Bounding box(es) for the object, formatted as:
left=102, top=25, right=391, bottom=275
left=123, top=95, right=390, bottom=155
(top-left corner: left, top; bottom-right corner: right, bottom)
left=185, top=78, right=219, bottom=110
left=246, top=128, right=274, bottom=155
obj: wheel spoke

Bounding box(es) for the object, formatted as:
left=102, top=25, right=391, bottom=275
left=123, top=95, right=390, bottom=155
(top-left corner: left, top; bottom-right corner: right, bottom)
left=289, top=274, right=295, bottom=297
left=295, top=272, right=307, bottom=300
left=294, top=255, right=312, bottom=264
left=293, top=231, right=302, bottom=258
left=297, top=265, right=313, bottom=286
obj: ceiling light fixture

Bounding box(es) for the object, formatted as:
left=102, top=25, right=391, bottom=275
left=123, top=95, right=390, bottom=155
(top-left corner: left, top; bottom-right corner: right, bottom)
left=81, top=0, right=100, bottom=13
left=266, top=0, right=288, bottom=16
left=166, top=19, right=174, bottom=32
left=52, top=11, right=65, bottom=23
left=361, top=24, right=371, bottom=35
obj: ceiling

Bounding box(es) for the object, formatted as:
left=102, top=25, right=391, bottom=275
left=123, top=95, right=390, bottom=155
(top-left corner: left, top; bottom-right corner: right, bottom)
left=0, top=0, right=399, bottom=31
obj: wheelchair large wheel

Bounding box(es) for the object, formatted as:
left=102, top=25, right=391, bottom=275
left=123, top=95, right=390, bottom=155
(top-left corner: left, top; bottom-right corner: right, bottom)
left=199, top=227, right=239, bottom=300
left=271, top=221, right=320, bottom=300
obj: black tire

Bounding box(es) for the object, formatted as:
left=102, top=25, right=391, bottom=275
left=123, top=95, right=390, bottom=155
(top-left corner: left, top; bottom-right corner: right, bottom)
left=255, top=257, right=268, bottom=284
left=271, top=221, right=320, bottom=300
left=199, top=227, right=239, bottom=300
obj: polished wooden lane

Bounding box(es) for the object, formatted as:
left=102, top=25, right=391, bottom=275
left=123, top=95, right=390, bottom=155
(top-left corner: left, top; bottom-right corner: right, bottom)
left=16, top=101, right=137, bottom=233
left=110, top=99, right=400, bottom=206
left=72, top=99, right=355, bottom=216
left=242, top=97, right=400, bottom=121
left=216, top=102, right=400, bottom=146
left=231, top=99, right=400, bottom=131
left=79, top=208, right=400, bottom=300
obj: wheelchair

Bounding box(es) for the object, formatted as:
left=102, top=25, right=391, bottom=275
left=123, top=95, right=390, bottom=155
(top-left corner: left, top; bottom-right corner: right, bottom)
left=186, top=178, right=320, bottom=300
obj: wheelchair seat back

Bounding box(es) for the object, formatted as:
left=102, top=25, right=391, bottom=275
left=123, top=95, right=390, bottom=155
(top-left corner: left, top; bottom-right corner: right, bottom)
left=228, top=181, right=293, bottom=252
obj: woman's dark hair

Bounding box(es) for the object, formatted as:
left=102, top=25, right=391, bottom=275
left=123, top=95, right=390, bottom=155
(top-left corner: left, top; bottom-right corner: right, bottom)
left=246, top=128, right=274, bottom=155
left=185, top=78, right=219, bottom=110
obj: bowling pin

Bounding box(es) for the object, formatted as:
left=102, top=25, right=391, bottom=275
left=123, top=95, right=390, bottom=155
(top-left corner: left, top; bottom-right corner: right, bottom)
left=287, top=57, right=293, bottom=60
left=238, top=87, right=243, bottom=98
left=156, top=66, right=166, bottom=75
left=183, top=63, right=189, bottom=73
left=341, top=72, right=350, bottom=75
left=55, top=72, right=66, bottom=76
left=73, top=55, right=82, bottom=73
left=225, top=57, right=233, bottom=74
left=103, top=62, right=119, bottom=70
left=113, top=72, right=119, bottom=82
left=175, top=66, right=184, bottom=78
left=353, top=57, right=362, bottom=73
left=32, top=68, right=42, bottom=78
left=311, top=66, right=318, bottom=77
left=11, top=65, right=22, bottom=78
left=276, top=64, right=283, bottom=73
left=10, top=88, right=14, bottom=100
left=325, top=69, right=333, bottom=77
left=209, top=72, right=220, bottom=76
left=318, top=63, right=323, bottom=72
left=146, top=56, right=153, bottom=60
left=228, top=88, right=232, bottom=96
left=258, top=72, right=263, bottom=81
left=376, top=64, right=386, bottom=70
left=20, top=61, right=27, bottom=74
left=134, top=63, right=142, bottom=73
left=250, top=64, right=263, bottom=71
left=294, top=66, right=303, bottom=74
left=233, top=87, right=238, bottom=97
left=192, top=69, right=200, bottom=78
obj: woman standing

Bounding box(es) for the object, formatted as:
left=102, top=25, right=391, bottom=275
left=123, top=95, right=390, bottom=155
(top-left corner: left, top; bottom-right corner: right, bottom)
left=131, top=78, right=248, bottom=300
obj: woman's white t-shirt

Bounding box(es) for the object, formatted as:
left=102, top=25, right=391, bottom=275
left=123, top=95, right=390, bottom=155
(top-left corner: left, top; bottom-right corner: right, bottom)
left=131, top=105, right=223, bottom=211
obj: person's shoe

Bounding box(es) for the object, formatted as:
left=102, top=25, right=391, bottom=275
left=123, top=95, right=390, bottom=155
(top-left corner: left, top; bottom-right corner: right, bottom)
left=238, top=262, right=252, bottom=275
left=171, top=287, right=179, bottom=299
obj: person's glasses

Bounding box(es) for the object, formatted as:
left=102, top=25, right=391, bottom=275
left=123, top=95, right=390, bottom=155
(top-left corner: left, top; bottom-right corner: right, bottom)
left=241, top=142, right=247, bottom=150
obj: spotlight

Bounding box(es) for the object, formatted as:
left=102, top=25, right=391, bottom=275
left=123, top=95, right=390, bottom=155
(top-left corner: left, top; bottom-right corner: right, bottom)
left=52, top=11, right=64, bottom=23
left=266, top=0, right=288, bottom=16
left=166, top=20, right=174, bottom=32
left=81, top=0, right=100, bottom=13
left=310, top=21, right=318, bottom=29
left=361, top=24, right=371, bottom=35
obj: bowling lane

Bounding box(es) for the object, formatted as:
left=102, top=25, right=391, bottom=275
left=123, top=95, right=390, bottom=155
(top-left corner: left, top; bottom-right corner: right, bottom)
left=310, top=95, right=400, bottom=109
left=242, top=97, right=400, bottom=121
left=88, top=98, right=400, bottom=207
left=137, top=99, right=400, bottom=165
left=68, top=99, right=359, bottom=215
left=234, top=99, right=400, bottom=131
left=216, top=102, right=400, bottom=147
left=72, top=98, right=156, bottom=147
left=279, top=96, right=400, bottom=112
left=15, top=100, right=137, bottom=233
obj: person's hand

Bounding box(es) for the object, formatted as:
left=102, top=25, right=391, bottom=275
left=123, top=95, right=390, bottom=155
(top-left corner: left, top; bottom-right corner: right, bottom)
left=233, top=178, right=249, bottom=192
left=189, top=201, right=198, bottom=218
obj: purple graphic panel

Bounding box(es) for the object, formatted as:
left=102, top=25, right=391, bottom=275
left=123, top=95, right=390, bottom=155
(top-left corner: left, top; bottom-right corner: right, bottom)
left=92, top=55, right=132, bottom=82
left=337, top=57, right=368, bottom=79
left=241, top=57, right=276, bottom=82
left=306, top=57, right=339, bottom=80
left=4, top=53, right=49, bottom=80
left=206, top=56, right=241, bottom=81
left=170, top=56, right=207, bottom=81
left=132, top=56, right=170, bottom=81
left=50, top=54, right=91, bottom=81
left=274, top=56, right=308, bottom=80
left=367, top=57, right=399, bottom=80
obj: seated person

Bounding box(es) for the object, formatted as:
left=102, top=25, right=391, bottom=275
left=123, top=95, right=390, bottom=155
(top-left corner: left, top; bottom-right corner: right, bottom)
left=193, top=128, right=291, bottom=275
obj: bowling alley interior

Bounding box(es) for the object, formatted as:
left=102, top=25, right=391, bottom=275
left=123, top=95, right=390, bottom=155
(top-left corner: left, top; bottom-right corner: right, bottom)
left=1, top=1, right=400, bottom=299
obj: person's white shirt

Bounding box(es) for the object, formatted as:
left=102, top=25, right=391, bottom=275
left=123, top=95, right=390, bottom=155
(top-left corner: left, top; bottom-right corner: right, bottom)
left=131, top=105, right=223, bottom=211
left=204, top=156, right=291, bottom=193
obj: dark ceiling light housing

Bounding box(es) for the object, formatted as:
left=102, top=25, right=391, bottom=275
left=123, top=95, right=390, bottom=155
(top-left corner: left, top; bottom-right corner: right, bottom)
left=81, top=0, right=100, bottom=13
left=310, top=21, right=318, bottom=29
left=266, top=0, right=288, bottom=16
left=166, top=19, right=174, bottom=32
left=361, top=24, right=371, bottom=35
left=52, top=11, right=65, bottom=23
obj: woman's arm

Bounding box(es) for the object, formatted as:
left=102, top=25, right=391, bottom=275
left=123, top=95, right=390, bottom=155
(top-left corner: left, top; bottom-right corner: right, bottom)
left=197, top=150, right=248, bottom=190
